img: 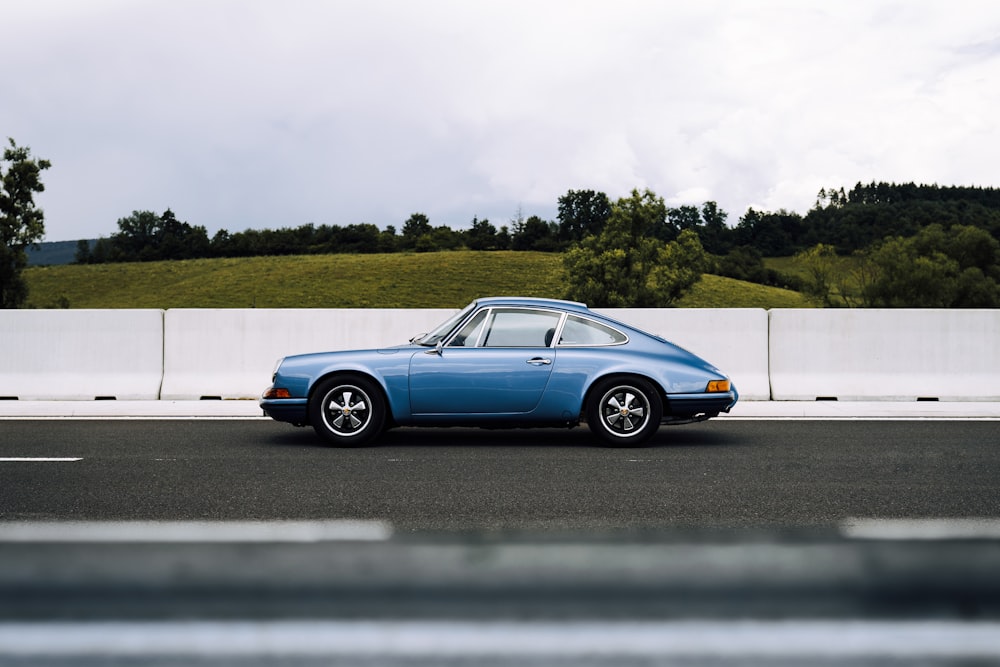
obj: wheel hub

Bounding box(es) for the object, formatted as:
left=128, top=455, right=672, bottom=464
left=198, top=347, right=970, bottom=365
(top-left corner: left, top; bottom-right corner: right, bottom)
left=604, top=390, right=647, bottom=433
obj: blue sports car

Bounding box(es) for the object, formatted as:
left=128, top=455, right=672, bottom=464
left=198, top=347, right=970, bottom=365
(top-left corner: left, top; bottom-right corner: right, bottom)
left=261, top=297, right=737, bottom=446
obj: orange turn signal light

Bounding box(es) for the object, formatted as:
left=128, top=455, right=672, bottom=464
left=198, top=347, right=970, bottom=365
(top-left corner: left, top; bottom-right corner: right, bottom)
left=263, top=387, right=291, bottom=399
left=706, top=380, right=731, bottom=393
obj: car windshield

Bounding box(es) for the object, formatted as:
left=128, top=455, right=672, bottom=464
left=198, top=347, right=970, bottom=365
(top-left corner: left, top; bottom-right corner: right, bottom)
left=413, top=302, right=476, bottom=346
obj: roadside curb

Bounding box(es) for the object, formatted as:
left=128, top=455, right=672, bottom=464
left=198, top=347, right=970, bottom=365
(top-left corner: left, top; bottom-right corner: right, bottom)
left=1, top=400, right=999, bottom=419
left=0, top=400, right=264, bottom=418
left=724, top=401, right=1000, bottom=420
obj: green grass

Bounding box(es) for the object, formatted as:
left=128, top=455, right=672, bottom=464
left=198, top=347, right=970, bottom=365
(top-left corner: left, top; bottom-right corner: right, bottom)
left=764, top=254, right=865, bottom=305
left=676, top=274, right=811, bottom=308
left=25, top=251, right=814, bottom=309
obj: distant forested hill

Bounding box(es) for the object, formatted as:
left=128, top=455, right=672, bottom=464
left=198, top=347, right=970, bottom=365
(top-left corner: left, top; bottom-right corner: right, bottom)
left=26, top=240, right=93, bottom=266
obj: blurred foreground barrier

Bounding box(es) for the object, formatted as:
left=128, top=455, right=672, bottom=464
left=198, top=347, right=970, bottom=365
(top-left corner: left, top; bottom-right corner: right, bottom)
left=603, top=308, right=770, bottom=401
left=2, top=524, right=1000, bottom=620
left=769, top=309, right=1000, bottom=401
left=0, top=310, right=163, bottom=400
left=159, top=308, right=456, bottom=399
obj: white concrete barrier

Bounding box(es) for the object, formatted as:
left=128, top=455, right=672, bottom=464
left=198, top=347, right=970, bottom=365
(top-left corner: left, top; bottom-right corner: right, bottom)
left=159, top=308, right=457, bottom=399
left=599, top=309, right=771, bottom=401
left=0, top=310, right=164, bottom=400
left=5, top=307, right=998, bottom=404
left=769, top=309, right=1000, bottom=401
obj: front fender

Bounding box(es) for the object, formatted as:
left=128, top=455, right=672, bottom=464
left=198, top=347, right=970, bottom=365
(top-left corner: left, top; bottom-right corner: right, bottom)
left=274, top=348, right=416, bottom=424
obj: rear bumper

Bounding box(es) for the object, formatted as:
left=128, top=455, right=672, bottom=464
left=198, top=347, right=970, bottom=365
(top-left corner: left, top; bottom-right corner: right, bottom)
left=664, top=388, right=738, bottom=422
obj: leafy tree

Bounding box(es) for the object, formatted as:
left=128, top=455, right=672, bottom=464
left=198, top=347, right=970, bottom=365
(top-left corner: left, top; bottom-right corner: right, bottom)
left=698, top=200, right=730, bottom=254
left=334, top=223, right=381, bottom=253
left=653, top=229, right=710, bottom=304
left=401, top=213, right=432, bottom=250
left=495, top=225, right=512, bottom=250
left=793, top=244, right=841, bottom=306
left=859, top=225, right=1000, bottom=307
left=465, top=216, right=498, bottom=250
left=109, top=209, right=209, bottom=261
left=667, top=205, right=700, bottom=232
left=511, top=215, right=558, bottom=251
left=716, top=246, right=800, bottom=290
left=861, top=238, right=960, bottom=307
left=112, top=210, right=159, bottom=259
left=563, top=189, right=707, bottom=307
left=733, top=207, right=805, bottom=256
left=90, top=237, right=111, bottom=264
left=74, top=239, right=92, bottom=264
left=377, top=225, right=398, bottom=253
left=431, top=225, right=462, bottom=251
left=1, top=139, right=51, bottom=308
left=557, top=189, right=611, bottom=243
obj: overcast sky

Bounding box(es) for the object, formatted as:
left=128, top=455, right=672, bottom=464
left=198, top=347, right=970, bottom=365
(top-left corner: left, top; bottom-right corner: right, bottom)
left=5, top=1, right=1000, bottom=242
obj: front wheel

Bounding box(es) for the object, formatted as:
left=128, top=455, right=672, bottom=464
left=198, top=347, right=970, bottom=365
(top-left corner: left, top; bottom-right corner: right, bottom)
left=309, top=375, right=386, bottom=446
left=586, top=377, right=663, bottom=446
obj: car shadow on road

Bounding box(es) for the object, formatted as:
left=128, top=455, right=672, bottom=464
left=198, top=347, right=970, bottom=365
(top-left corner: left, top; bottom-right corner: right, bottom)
left=263, top=423, right=741, bottom=450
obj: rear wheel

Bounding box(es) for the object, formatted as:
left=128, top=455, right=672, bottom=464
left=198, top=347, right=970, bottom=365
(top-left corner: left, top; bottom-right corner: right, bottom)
left=309, top=375, right=386, bottom=446
left=586, top=377, right=662, bottom=446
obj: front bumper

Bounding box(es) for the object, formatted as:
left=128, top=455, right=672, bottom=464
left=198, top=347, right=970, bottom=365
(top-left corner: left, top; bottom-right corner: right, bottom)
left=260, top=396, right=309, bottom=425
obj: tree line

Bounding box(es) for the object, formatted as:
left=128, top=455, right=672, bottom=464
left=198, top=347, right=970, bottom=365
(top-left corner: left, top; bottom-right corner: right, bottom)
left=737, top=183, right=1000, bottom=257
left=73, top=191, right=619, bottom=263
left=4, top=133, right=1000, bottom=309
left=68, top=181, right=1000, bottom=308
left=77, top=182, right=1000, bottom=263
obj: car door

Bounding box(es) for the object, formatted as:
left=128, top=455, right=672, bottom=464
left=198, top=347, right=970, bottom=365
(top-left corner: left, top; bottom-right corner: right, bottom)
left=408, top=307, right=562, bottom=415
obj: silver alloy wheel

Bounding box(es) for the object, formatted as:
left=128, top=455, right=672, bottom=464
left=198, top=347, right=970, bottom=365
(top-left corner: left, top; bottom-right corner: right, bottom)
left=598, top=385, right=651, bottom=437
left=320, top=384, right=372, bottom=437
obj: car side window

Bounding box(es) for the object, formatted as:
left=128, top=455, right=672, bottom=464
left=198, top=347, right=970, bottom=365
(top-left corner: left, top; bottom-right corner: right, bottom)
left=447, top=309, right=488, bottom=347
left=558, top=315, right=627, bottom=346
left=481, top=309, right=562, bottom=348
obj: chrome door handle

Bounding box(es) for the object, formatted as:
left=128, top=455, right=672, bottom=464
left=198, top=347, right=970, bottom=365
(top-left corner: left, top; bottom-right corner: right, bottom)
left=526, top=357, right=552, bottom=366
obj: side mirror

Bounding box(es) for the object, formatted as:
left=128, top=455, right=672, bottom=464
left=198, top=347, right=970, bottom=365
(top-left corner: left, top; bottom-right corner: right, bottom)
left=425, top=340, right=443, bottom=356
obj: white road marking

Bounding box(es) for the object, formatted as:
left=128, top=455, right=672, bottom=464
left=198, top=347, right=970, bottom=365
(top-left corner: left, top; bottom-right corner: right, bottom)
left=0, top=457, right=82, bottom=462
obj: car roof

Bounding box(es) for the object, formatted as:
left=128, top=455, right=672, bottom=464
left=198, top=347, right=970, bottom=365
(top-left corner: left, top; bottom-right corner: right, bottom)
left=474, top=296, right=591, bottom=312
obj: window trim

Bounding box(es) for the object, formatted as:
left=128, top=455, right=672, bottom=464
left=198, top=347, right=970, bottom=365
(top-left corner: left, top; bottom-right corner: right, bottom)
left=441, top=307, right=630, bottom=349
left=446, top=307, right=491, bottom=348
left=443, top=306, right=568, bottom=349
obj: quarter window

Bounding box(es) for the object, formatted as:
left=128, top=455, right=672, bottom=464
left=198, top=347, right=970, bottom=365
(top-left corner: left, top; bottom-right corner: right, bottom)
left=558, top=315, right=627, bottom=346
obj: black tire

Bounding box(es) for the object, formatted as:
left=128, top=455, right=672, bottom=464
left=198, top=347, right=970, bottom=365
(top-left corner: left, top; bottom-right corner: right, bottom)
left=309, top=375, right=386, bottom=446
left=586, top=377, right=663, bottom=446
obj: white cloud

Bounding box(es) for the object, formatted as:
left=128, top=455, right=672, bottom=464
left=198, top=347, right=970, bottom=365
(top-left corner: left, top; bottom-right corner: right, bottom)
left=4, top=0, right=1000, bottom=240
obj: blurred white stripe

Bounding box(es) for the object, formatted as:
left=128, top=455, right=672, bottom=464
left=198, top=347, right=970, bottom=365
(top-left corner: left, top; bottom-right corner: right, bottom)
left=0, top=621, right=998, bottom=658
left=0, top=520, right=392, bottom=542
left=842, top=518, right=1000, bottom=540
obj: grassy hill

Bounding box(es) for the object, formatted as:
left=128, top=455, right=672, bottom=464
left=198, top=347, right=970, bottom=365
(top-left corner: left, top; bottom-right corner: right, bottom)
left=24, top=251, right=813, bottom=309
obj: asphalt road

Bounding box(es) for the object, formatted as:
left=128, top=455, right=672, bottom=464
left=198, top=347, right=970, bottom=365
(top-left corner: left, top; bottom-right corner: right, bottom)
left=4, top=418, right=1000, bottom=665
left=2, top=419, right=998, bottom=529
